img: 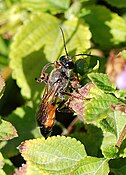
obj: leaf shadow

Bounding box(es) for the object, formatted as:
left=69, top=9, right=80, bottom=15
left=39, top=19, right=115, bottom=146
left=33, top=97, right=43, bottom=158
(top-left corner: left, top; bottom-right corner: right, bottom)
left=22, top=48, right=49, bottom=104
left=82, top=6, right=118, bottom=50
left=71, top=124, right=104, bottom=157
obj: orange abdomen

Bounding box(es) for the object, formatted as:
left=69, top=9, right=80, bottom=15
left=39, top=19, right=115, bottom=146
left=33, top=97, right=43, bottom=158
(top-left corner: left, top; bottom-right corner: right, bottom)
left=44, top=104, right=56, bottom=128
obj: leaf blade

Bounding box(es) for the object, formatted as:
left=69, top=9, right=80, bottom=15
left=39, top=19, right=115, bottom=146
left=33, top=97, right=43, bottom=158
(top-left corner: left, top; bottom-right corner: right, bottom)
left=84, top=93, right=120, bottom=122
left=88, top=73, right=116, bottom=92
left=19, top=136, right=87, bottom=174
left=71, top=156, right=109, bottom=175
left=0, top=119, right=18, bottom=140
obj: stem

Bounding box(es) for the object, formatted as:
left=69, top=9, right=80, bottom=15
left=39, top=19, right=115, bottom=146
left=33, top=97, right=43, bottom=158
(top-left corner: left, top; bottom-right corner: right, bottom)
left=116, top=124, right=126, bottom=148
left=61, top=117, right=78, bottom=136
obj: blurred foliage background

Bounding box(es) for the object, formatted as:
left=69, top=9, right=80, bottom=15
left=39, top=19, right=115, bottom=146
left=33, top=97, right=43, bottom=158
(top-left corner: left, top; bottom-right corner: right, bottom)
left=0, top=0, right=126, bottom=174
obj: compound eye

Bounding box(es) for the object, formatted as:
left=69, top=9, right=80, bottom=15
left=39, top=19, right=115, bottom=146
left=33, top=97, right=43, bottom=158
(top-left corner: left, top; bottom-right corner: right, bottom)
left=59, top=55, right=66, bottom=63
left=67, top=61, right=74, bottom=69
left=59, top=56, right=74, bottom=69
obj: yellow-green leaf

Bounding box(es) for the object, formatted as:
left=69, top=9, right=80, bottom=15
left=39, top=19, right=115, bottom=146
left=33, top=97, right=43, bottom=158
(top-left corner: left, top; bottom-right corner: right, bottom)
left=19, top=136, right=87, bottom=175
left=9, top=13, right=91, bottom=98
left=71, top=156, right=109, bottom=175
left=0, top=119, right=18, bottom=140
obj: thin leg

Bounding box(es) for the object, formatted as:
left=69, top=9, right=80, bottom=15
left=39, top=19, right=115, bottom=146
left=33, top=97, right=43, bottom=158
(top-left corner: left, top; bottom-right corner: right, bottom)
left=69, top=75, right=81, bottom=89
left=35, top=63, right=54, bottom=84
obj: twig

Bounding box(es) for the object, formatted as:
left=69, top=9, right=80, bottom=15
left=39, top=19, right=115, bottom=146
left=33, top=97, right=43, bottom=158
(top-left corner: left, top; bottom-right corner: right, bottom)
left=116, top=124, right=126, bottom=148
left=61, top=117, right=79, bottom=136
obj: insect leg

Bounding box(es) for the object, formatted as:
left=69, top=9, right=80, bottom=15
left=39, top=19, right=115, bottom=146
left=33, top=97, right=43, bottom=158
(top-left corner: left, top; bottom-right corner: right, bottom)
left=69, top=76, right=81, bottom=89
left=35, top=63, right=54, bottom=83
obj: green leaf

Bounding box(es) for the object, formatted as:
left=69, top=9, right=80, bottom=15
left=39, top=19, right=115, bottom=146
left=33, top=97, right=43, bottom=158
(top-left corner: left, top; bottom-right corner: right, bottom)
left=10, top=13, right=60, bottom=61
left=0, top=119, right=18, bottom=140
left=109, top=158, right=126, bottom=175
left=71, top=156, right=109, bottom=175
left=0, top=37, right=8, bottom=56
left=19, top=136, right=87, bottom=175
left=65, top=0, right=81, bottom=19
left=88, top=55, right=106, bottom=74
left=1, top=106, right=41, bottom=158
left=0, top=153, right=6, bottom=175
left=21, top=0, right=71, bottom=14
left=85, top=84, right=104, bottom=99
left=100, top=111, right=126, bottom=158
left=81, top=5, right=126, bottom=49
left=100, top=111, right=126, bottom=138
left=71, top=124, right=103, bottom=157
left=3, top=159, right=15, bottom=175
left=88, top=73, right=116, bottom=92
left=101, top=131, right=117, bottom=159
left=102, top=145, right=118, bottom=159
left=0, top=169, right=6, bottom=175
left=0, top=74, right=5, bottom=99
left=105, top=0, right=126, bottom=8
left=0, top=4, right=24, bottom=36
left=92, top=60, right=99, bottom=72
left=100, top=112, right=126, bottom=158
left=120, top=50, right=126, bottom=59
left=10, top=48, right=47, bottom=99
left=10, top=13, right=91, bottom=61
left=84, top=93, right=120, bottom=122
left=10, top=13, right=91, bottom=98
left=114, top=89, right=126, bottom=101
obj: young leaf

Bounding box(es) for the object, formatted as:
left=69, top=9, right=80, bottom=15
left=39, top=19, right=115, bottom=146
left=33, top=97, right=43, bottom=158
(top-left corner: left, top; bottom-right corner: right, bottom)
left=0, top=119, right=18, bottom=140
left=71, top=156, right=109, bottom=175
left=21, top=0, right=71, bottom=14
left=19, top=136, right=87, bottom=175
left=102, top=145, right=118, bottom=159
left=88, top=73, right=116, bottom=92
left=81, top=5, right=126, bottom=49
left=84, top=93, right=120, bottom=122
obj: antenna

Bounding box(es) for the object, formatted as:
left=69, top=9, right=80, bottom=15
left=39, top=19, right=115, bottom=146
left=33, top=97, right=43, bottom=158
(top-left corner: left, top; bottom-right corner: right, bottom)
left=60, top=27, right=69, bottom=57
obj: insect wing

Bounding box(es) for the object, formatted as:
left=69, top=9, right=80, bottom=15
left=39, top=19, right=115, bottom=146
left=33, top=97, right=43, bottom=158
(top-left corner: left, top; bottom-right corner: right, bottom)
left=37, top=84, right=58, bottom=137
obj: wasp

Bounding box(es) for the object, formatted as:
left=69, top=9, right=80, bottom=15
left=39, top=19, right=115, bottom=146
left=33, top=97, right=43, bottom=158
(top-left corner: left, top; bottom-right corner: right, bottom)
left=36, top=28, right=77, bottom=138
left=36, top=28, right=86, bottom=138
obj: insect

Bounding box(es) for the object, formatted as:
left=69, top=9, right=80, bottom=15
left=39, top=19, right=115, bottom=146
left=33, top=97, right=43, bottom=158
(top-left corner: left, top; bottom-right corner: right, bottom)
left=36, top=28, right=89, bottom=138
left=36, top=28, right=76, bottom=138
